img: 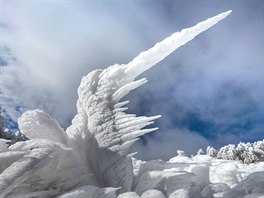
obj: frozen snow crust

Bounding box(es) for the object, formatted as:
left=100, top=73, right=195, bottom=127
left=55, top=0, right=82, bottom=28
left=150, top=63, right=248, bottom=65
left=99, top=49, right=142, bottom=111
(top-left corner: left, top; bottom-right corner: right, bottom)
left=1, top=10, right=263, bottom=198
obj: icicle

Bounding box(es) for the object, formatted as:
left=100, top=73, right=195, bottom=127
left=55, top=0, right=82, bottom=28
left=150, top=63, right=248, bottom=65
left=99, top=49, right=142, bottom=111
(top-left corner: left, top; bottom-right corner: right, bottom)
left=125, top=10, right=232, bottom=78
left=121, top=128, right=159, bottom=142
left=114, top=101, right=130, bottom=109
left=112, top=78, right=147, bottom=102
left=117, top=115, right=161, bottom=130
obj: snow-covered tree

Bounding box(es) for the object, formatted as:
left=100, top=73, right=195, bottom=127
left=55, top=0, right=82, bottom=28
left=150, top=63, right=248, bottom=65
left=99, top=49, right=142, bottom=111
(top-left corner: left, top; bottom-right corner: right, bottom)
left=201, top=140, right=264, bottom=164
left=0, top=115, right=28, bottom=145
left=206, top=146, right=217, bottom=157
left=217, top=144, right=238, bottom=160
left=197, top=148, right=205, bottom=155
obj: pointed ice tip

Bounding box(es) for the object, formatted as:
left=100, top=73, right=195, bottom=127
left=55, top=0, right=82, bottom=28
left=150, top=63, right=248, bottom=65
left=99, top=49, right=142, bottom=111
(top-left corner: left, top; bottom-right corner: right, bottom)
left=226, top=10, right=232, bottom=15
left=215, top=10, right=232, bottom=20
left=127, top=152, right=137, bottom=157
left=125, top=10, right=232, bottom=79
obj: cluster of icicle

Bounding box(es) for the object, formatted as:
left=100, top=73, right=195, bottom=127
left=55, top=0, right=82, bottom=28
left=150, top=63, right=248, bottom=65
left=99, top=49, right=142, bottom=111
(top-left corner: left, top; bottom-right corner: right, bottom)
left=1, top=10, right=263, bottom=198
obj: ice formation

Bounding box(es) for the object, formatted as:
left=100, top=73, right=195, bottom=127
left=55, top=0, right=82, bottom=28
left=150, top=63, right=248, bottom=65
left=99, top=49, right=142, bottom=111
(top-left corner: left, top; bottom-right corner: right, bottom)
left=1, top=10, right=263, bottom=198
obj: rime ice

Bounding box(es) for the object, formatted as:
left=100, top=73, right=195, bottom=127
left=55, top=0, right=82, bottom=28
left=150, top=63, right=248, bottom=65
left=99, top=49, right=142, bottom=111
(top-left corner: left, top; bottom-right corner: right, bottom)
left=1, top=10, right=263, bottom=198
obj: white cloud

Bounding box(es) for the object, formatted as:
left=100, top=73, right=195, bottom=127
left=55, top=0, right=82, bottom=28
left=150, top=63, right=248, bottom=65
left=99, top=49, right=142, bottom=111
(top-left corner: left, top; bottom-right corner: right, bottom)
left=1, top=1, right=263, bottom=159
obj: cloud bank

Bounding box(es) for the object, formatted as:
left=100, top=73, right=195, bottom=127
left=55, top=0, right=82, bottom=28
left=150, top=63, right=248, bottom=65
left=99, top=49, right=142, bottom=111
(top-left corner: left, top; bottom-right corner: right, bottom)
left=1, top=1, right=263, bottom=160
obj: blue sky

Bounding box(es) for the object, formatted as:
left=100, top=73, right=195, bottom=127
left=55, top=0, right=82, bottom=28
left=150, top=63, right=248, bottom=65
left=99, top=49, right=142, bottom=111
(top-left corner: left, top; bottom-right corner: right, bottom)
left=1, top=0, right=263, bottom=160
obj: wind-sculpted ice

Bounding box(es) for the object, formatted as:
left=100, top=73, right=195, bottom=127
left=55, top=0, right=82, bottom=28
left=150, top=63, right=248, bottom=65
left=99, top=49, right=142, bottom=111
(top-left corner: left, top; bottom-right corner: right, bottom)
left=1, top=10, right=263, bottom=198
